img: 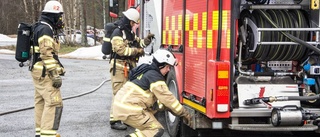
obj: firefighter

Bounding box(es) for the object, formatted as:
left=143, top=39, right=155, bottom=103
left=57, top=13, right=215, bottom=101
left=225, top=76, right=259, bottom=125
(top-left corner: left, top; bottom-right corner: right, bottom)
left=109, top=8, right=155, bottom=130
left=31, top=0, right=65, bottom=137
left=113, top=49, right=192, bottom=137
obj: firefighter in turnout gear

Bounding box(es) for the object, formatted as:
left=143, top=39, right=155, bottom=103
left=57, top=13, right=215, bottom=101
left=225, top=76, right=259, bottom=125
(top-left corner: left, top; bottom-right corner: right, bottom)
left=31, top=0, right=65, bottom=136
left=113, top=49, right=192, bottom=137
left=109, top=8, right=155, bottom=130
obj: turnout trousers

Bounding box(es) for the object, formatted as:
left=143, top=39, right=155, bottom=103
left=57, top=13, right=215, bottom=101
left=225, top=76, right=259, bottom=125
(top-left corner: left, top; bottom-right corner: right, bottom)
left=124, top=110, right=164, bottom=137
left=31, top=69, right=63, bottom=136
left=109, top=58, right=135, bottom=123
left=109, top=61, right=128, bottom=123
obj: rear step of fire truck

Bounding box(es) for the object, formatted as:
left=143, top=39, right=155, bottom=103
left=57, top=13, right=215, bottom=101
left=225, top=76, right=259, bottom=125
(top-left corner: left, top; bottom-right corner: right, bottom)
left=229, top=123, right=318, bottom=131
left=229, top=76, right=320, bottom=131
left=230, top=108, right=320, bottom=131
left=230, top=0, right=320, bottom=132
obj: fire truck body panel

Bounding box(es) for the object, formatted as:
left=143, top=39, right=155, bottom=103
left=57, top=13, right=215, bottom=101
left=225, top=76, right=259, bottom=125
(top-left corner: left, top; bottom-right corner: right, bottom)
left=184, top=0, right=208, bottom=112
left=136, top=0, right=320, bottom=135
left=160, top=0, right=233, bottom=118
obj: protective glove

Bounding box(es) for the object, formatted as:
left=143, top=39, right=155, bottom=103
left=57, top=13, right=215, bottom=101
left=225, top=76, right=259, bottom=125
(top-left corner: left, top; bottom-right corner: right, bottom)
left=49, top=70, right=62, bottom=88
left=137, top=48, right=145, bottom=57
left=143, top=33, right=155, bottom=45
left=183, top=113, right=193, bottom=127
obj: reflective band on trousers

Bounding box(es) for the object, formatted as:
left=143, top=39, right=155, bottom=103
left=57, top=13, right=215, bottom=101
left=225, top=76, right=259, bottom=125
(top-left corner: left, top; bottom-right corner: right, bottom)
left=128, top=130, right=144, bottom=137
left=110, top=60, right=130, bottom=69
left=40, top=129, right=57, bottom=137
left=35, top=128, right=41, bottom=136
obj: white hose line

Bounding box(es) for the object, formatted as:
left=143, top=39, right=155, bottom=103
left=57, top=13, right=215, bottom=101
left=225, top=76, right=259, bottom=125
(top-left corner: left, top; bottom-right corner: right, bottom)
left=0, top=79, right=110, bottom=116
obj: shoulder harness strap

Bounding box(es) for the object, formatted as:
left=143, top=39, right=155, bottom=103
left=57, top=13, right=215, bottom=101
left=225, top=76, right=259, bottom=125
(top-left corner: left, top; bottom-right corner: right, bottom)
left=40, top=21, right=53, bottom=32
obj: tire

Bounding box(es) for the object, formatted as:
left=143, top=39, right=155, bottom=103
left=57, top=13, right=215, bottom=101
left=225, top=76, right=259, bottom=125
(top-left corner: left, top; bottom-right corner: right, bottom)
left=165, top=69, right=198, bottom=137
left=179, top=119, right=198, bottom=137
left=165, top=69, right=181, bottom=137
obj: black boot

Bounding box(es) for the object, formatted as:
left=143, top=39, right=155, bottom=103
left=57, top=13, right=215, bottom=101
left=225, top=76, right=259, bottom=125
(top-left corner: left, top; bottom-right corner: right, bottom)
left=111, top=121, right=127, bottom=130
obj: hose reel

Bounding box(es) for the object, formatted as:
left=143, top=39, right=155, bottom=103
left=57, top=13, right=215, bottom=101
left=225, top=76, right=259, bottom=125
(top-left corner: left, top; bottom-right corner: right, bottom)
left=239, top=9, right=311, bottom=62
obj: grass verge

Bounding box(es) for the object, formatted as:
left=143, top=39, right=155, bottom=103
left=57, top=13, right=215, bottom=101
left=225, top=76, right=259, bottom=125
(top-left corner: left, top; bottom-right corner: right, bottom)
left=0, top=45, right=15, bottom=50
left=59, top=44, right=82, bottom=55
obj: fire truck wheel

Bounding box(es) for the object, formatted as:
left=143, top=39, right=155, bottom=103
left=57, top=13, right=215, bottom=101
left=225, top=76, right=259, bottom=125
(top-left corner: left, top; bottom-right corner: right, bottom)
left=165, top=69, right=198, bottom=137
left=165, top=69, right=180, bottom=137
left=178, top=119, right=198, bottom=137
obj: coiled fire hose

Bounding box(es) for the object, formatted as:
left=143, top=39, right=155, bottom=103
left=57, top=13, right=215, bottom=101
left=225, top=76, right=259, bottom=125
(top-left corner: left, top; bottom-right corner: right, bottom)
left=0, top=79, right=110, bottom=116
left=240, top=9, right=320, bottom=61
left=257, top=9, right=320, bottom=55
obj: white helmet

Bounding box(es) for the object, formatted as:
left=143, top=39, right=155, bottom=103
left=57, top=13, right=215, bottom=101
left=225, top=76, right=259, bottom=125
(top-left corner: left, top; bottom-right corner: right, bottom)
left=42, top=0, right=63, bottom=13
left=122, top=8, right=140, bottom=23
left=153, top=49, right=176, bottom=66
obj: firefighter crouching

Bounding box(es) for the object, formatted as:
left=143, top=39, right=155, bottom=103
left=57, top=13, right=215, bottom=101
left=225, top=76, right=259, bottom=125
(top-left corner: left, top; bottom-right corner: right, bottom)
left=109, top=8, right=154, bottom=130
left=113, top=49, right=192, bottom=137
left=30, top=0, right=65, bottom=137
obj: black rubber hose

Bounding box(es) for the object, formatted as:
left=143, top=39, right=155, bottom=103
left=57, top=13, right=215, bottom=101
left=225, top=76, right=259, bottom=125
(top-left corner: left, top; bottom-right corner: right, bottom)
left=0, top=79, right=110, bottom=116
left=244, top=95, right=320, bottom=105
left=257, top=9, right=320, bottom=55
left=216, top=0, right=223, bottom=61
left=253, top=72, right=275, bottom=76
left=265, top=9, right=283, bottom=60
left=287, top=94, right=320, bottom=101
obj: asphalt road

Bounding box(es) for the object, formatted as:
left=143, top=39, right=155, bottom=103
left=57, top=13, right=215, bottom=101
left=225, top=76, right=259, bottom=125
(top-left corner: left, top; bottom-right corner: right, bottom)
left=0, top=53, right=316, bottom=137
left=0, top=53, right=169, bottom=137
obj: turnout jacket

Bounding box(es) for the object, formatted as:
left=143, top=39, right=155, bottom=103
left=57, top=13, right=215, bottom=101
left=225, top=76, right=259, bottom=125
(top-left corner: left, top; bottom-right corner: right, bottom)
left=32, top=15, right=64, bottom=75
left=110, top=27, right=143, bottom=58
left=113, top=63, right=188, bottom=120
left=109, top=21, right=146, bottom=72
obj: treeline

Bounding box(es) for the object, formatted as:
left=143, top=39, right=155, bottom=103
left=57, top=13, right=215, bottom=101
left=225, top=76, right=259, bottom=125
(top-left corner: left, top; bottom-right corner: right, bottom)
left=0, top=0, right=127, bottom=35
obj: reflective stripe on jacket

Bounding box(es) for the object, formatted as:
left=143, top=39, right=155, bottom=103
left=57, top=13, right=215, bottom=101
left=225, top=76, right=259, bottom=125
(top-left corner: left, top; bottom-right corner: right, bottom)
left=32, top=20, right=64, bottom=75
left=110, top=28, right=141, bottom=57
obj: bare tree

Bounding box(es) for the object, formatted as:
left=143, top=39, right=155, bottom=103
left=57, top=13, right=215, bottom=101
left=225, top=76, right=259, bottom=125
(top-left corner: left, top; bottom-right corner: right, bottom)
left=23, top=0, right=29, bottom=14
left=73, top=0, right=79, bottom=44
left=59, top=0, right=71, bottom=45
left=80, top=0, right=88, bottom=46
left=33, top=0, right=40, bottom=22
left=0, top=0, right=129, bottom=39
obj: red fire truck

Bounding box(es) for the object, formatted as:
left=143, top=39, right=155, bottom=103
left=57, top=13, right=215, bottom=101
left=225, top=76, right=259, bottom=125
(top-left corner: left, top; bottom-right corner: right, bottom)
left=110, top=0, right=320, bottom=136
